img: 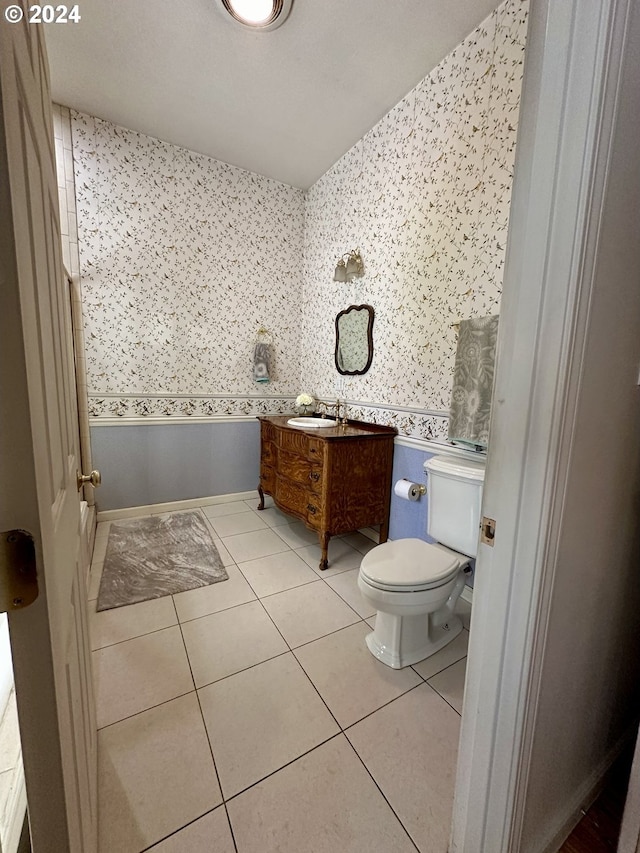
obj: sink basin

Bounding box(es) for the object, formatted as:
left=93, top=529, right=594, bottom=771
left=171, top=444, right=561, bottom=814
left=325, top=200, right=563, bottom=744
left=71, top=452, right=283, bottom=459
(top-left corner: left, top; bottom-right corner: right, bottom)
left=287, top=417, right=335, bottom=428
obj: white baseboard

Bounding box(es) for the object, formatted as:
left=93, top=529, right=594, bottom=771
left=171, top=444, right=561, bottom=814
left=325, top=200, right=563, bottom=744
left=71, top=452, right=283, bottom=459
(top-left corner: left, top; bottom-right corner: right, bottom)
left=461, top=585, right=474, bottom=605
left=96, top=490, right=258, bottom=521
left=359, top=527, right=380, bottom=544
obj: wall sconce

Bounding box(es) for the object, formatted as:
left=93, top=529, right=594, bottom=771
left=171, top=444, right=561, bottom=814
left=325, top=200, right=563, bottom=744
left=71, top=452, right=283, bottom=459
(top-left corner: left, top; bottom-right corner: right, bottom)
left=334, top=250, right=364, bottom=282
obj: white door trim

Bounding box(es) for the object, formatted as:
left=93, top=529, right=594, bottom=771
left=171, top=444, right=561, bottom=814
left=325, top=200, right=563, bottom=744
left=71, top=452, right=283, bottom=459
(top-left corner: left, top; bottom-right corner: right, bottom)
left=451, top=0, right=635, bottom=850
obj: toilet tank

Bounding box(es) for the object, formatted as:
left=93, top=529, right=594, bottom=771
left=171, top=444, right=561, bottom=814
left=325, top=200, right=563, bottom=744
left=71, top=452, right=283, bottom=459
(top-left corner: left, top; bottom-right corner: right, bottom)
left=424, top=455, right=486, bottom=557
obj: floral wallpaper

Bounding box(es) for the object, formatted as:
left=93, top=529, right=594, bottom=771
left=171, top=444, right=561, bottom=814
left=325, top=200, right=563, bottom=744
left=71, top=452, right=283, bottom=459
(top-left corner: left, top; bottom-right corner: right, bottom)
left=301, top=0, right=528, bottom=439
left=72, top=111, right=304, bottom=417
left=73, top=0, right=527, bottom=433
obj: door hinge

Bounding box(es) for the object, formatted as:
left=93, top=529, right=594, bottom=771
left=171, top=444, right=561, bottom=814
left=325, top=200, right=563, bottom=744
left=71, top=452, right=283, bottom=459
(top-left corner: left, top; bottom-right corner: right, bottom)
left=0, top=530, right=39, bottom=611
left=481, top=517, right=496, bottom=547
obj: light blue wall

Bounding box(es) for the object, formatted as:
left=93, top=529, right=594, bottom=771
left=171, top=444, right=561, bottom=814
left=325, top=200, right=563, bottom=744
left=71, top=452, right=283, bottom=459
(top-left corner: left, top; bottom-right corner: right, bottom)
left=91, top=421, right=260, bottom=511
left=389, top=443, right=436, bottom=542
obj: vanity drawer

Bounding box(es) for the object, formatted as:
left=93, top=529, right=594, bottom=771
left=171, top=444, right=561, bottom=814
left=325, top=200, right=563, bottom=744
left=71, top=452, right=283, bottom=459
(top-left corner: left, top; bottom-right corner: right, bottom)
left=308, top=466, right=323, bottom=489
left=279, top=429, right=310, bottom=456
left=278, top=449, right=310, bottom=485
left=275, top=475, right=308, bottom=517
left=307, top=439, right=324, bottom=463
left=305, top=493, right=322, bottom=529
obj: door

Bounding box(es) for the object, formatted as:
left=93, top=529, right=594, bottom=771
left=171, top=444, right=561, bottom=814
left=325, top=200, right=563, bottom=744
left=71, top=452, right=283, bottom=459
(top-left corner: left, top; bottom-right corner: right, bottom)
left=0, top=8, right=97, bottom=853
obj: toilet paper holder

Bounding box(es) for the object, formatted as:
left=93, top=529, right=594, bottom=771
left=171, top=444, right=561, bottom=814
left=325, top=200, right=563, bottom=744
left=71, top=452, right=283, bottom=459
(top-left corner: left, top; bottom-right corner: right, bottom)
left=395, top=479, right=427, bottom=501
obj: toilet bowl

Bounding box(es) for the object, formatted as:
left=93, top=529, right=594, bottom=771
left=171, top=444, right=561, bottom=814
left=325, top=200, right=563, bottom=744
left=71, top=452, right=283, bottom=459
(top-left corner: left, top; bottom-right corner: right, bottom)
left=358, top=453, right=485, bottom=669
left=358, top=538, right=468, bottom=669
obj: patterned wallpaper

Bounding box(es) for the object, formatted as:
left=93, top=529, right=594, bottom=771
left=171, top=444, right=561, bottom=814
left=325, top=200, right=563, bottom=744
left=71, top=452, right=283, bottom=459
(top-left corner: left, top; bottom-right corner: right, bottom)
left=74, top=0, right=527, bottom=432
left=72, top=111, right=304, bottom=417
left=301, top=0, right=528, bottom=439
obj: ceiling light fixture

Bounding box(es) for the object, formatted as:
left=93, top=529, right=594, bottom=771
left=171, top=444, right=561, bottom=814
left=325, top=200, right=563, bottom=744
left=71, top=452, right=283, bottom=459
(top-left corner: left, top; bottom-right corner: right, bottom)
left=220, top=0, right=293, bottom=30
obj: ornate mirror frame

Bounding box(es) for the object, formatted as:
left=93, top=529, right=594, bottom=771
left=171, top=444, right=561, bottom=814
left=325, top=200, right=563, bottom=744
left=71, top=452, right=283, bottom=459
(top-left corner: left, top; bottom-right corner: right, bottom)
left=334, top=304, right=375, bottom=376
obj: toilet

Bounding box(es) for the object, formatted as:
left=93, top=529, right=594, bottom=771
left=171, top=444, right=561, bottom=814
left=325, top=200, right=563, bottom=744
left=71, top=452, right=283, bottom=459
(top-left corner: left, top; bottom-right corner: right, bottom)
left=358, top=454, right=485, bottom=669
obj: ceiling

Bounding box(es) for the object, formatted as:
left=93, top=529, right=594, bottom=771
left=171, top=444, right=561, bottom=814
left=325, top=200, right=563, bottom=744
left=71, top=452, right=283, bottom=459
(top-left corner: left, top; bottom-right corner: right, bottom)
left=44, top=0, right=502, bottom=189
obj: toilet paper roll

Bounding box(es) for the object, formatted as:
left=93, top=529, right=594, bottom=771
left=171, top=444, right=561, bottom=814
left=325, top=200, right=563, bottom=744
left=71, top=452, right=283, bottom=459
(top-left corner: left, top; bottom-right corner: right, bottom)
left=394, top=479, right=422, bottom=501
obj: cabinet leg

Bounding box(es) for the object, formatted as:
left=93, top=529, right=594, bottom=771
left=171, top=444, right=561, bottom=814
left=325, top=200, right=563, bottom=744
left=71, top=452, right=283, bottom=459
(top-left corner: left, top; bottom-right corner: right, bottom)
left=257, top=484, right=265, bottom=511
left=318, top=532, right=330, bottom=571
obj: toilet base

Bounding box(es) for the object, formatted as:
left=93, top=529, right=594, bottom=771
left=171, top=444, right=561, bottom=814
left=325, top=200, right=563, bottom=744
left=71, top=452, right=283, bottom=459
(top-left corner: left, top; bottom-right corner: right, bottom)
left=365, top=611, right=463, bottom=669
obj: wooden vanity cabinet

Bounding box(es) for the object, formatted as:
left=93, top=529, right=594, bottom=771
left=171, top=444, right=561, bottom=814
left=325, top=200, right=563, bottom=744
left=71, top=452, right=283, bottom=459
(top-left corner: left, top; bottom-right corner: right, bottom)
left=257, top=416, right=396, bottom=570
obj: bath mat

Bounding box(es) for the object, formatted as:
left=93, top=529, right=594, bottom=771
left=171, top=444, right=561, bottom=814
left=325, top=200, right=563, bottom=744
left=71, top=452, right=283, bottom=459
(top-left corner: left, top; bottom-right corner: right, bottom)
left=97, top=510, right=228, bottom=611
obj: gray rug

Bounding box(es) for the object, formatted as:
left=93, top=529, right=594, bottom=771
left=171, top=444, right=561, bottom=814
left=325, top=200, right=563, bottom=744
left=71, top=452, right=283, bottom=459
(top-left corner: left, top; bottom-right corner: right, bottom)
left=97, top=510, right=228, bottom=611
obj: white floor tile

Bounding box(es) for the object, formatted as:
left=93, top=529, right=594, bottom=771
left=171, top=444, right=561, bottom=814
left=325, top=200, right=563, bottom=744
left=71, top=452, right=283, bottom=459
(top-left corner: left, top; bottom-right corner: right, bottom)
left=86, top=496, right=468, bottom=850
left=146, top=807, right=235, bottom=852
left=324, top=568, right=375, bottom=618
left=248, top=504, right=295, bottom=527
left=347, top=684, right=461, bottom=853
left=411, top=628, right=469, bottom=681
left=427, top=658, right=467, bottom=714
left=237, top=550, right=318, bottom=598
left=90, top=596, right=177, bottom=650
left=222, top=528, right=290, bottom=563
left=212, top=538, right=234, bottom=567
left=272, top=522, right=320, bottom=550
left=297, top=537, right=363, bottom=576
left=181, top=600, right=288, bottom=687
left=227, top=735, right=416, bottom=853
left=295, top=622, right=421, bottom=728
left=98, top=693, right=221, bottom=853
left=173, top=564, right=255, bottom=622
left=261, top=581, right=360, bottom=648
left=244, top=495, right=274, bottom=510
left=339, top=531, right=378, bottom=555
left=92, top=625, right=194, bottom=728
left=199, top=653, right=339, bottom=798
left=201, top=501, right=252, bottom=519
left=208, top=511, right=268, bottom=538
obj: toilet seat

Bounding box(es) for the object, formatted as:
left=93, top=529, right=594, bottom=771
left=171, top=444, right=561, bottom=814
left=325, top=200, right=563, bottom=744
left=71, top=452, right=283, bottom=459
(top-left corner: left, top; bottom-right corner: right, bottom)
left=360, top=538, right=462, bottom=592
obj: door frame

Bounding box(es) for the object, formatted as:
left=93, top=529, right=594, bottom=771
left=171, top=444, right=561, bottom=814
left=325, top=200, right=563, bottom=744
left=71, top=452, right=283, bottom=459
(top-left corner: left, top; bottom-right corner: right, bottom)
left=451, top=0, right=638, bottom=849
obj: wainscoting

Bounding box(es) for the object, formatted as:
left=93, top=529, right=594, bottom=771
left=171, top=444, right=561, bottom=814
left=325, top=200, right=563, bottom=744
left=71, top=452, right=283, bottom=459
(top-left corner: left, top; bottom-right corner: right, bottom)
left=91, top=419, right=260, bottom=511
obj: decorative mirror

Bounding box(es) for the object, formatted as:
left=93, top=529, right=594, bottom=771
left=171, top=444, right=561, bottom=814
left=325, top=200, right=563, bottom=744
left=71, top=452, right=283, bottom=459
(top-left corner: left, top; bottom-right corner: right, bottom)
left=335, top=304, right=374, bottom=375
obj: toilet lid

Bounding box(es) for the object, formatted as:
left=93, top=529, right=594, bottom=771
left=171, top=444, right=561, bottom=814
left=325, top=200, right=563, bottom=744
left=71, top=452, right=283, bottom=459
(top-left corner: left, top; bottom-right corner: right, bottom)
left=360, top=539, right=461, bottom=590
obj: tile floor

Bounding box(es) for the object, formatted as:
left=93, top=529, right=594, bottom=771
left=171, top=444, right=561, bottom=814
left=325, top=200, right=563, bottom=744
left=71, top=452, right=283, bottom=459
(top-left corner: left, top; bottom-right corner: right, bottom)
left=89, top=497, right=471, bottom=853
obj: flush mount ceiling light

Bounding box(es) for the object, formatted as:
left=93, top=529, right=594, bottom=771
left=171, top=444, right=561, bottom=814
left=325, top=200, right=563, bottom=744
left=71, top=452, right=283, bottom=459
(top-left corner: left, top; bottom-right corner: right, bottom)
left=220, top=0, right=293, bottom=30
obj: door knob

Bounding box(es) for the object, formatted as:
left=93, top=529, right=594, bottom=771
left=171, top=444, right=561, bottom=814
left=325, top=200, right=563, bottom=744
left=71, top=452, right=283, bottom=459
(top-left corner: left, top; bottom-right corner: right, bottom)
left=77, top=469, right=101, bottom=491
